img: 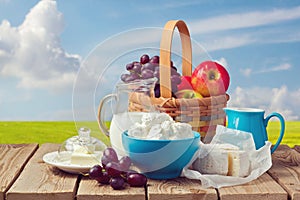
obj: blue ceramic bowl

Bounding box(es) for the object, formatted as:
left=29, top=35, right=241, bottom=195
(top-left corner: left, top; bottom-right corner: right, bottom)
left=122, top=131, right=200, bottom=179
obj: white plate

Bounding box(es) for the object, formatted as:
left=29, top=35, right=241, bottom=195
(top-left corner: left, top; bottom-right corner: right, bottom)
left=43, top=151, right=98, bottom=174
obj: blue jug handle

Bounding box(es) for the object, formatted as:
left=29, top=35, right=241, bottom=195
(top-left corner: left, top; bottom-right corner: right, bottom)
left=264, top=112, right=285, bottom=154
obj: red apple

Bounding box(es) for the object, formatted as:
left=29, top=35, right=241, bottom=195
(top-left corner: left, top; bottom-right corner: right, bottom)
left=191, top=61, right=230, bottom=97
left=177, top=76, right=193, bottom=91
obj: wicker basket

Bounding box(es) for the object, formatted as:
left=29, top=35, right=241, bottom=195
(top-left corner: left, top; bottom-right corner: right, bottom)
left=128, top=20, right=229, bottom=142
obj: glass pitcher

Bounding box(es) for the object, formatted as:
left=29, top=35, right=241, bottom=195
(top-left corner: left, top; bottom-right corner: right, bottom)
left=97, top=78, right=157, bottom=156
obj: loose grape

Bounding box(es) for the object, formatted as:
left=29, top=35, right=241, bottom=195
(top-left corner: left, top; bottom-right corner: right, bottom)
left=127, top=173, right=147, bottom=187
left=140, top=54, right=150, bottom=64
left=89, top=165, right=103, bottom=180
left=105, top=162, right=122, bottom=177
left=103, top=147, right=118, bottom=163
left=110, top=177, right=125, bottom=190
left=97, top=171, right=110, bottom=185
left=119, top=156, right=131, bottom=172
left=101, top=155, right=110, bottom=168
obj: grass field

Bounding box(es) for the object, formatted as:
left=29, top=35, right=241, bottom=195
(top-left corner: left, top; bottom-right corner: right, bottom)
left=0, top=121, right=299, bottom=147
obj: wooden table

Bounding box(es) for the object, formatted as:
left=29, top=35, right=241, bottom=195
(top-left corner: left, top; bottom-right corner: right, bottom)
left=0, top=143, right=299, bottom=200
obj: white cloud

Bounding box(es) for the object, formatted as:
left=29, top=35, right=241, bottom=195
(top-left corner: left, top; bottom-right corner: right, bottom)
left=188, top=6, right=300, bottom=52
left=0, top=0, right=81, bottom=92
left=189, top=6, right=300, bottom=34
left=228, top=85, right=300, bottom=121
left=240, top=63, right=292, bottom=77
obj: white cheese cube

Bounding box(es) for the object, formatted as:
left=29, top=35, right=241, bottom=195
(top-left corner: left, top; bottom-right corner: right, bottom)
left=193, top=143, right=250, bottom=177
left=193, top=148, right=228, bottom=175
left=227, top=150, right=250, bottom=177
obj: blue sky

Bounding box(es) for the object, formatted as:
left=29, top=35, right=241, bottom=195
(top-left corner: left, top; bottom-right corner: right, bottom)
left=0, top=0, right=300, bottom=121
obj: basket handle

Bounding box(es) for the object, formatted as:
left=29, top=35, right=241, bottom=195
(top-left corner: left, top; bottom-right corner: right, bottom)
left=159, top=20, right=192, bottom=98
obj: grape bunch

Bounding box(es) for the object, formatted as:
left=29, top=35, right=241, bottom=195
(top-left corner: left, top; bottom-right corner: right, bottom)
left=120, top=54, right=182, bottom=97
left=89, top=147, right=147, bottom=190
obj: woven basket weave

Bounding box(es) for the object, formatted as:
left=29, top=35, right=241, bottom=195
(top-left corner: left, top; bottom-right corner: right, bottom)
left=127, top=20, right=229, bottom=142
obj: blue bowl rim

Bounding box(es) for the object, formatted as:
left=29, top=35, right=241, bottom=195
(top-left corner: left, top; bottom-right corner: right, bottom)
left=122, top=131, right=200, bottom=142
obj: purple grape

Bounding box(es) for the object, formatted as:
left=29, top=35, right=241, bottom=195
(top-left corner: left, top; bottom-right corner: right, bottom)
left=121, top=74, right=130, bottom=82
left=154, top=84, right=160, bottom=98
left=103, top=148, right=118, bottom=163
left=132, top=63, right=142, bottom=74
left=127, top=173, right=147, bottom=187
left=126, top=63, right=134, bottom=71
left=141, top=63, right=155, bottom=71
left=171, top=65, right=177, bottom=71
left=101, top=155, right=110, bottom=167
left=119, top=156, right=131, bottom=172
left=141, top=69, right=154, bottom=79
left=110, top=177, right=125, bottom=190
left=150, top=55, right=159, bottom=64
left=105, top=162, right=122, bottom=177
left=153, top=70, right=159, bottom=79
left=125, top=169, right=138, bottom=178
left=170, top=61, right=174, bottom=67
left=126, top=73, right=140, bottom=82
left=171, top=75, right=182, bottom=85
left=140, top=54, right=150, bottom=64
left=97, top=171, right=111, bottom=185
left=89, top=165, right=103, bottom=180
left=171, top=82, right=178, bottom=93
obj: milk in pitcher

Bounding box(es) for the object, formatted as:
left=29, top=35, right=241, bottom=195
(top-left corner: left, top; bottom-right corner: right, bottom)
left=109, top=112, right=145, bottom=156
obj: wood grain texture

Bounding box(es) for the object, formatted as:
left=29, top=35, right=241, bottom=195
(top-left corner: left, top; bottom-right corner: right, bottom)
left=147, top=178, right=217, bottom=200
left=6, top=143, right=79, bottom=200
left=0, top=144, right=38, bottom=200
left=77, top=177, right=145, bottom=200
left=268, top=145, right=300, bottom=200
left=218, top=173, right=287, bottom=200
left=294, top=145, right=300, bottom=154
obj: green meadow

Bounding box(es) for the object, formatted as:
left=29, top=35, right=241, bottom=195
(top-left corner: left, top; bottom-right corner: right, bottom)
left=0, top=121, right=299, bottom=147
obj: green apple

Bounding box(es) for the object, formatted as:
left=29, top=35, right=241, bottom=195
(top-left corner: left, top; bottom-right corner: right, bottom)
left=175, top=89, right=203, bottom=99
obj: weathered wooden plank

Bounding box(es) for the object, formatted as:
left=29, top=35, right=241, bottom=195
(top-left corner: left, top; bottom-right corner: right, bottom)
left=218, top=173, right=287, bottom=200
left=294, top=145, right=300, bottom=154
left=268, top=145, right=300, bottom=200
left=77, top=177, right=145, bottom=200
left=147, top=178, right=217, bottom=200
left=0, top=144, right=38, bottom=200
left=6, top=143, right=79, bottom=200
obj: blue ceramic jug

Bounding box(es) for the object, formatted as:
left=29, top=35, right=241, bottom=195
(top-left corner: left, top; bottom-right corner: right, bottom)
left=224, top=108, right=285, bottom=153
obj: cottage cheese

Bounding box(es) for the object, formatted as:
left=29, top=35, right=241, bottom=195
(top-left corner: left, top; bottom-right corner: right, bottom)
left=127, top=112, right=194, bottom=140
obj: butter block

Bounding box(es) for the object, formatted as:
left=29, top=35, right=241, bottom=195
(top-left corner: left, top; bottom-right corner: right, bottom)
left=71, top=153, right=100, bottom=166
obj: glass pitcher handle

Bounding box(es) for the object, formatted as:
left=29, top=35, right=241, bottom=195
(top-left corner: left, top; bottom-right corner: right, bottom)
left=265, top=112, right=285, bottom=154
left=97, top=94, right=116, bottom=137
